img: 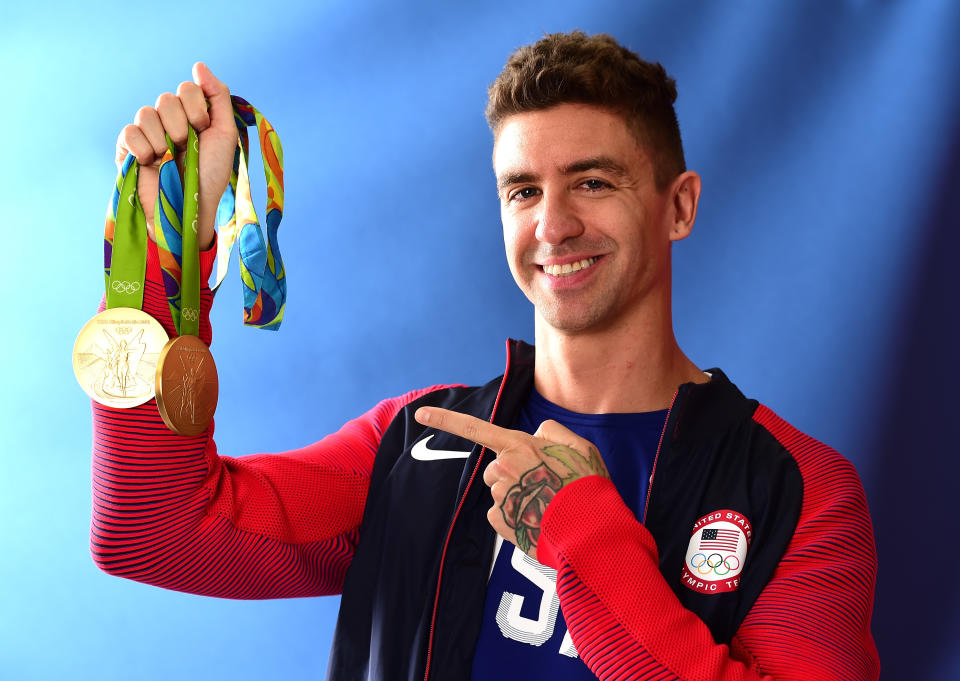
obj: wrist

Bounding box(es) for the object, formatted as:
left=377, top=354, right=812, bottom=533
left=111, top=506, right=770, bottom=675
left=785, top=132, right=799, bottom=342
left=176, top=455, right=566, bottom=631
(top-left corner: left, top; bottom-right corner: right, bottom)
left=197, top=207, right=217, bottom=250
left=537, top=476, right=657, bottom=569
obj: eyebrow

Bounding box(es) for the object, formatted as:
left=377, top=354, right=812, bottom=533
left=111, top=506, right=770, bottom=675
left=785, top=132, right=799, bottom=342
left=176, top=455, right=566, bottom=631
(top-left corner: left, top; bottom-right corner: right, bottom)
left=496, top=156, right=630, bottom=191
left=496, top=171, right=536, bottom=191
left=562, top=156, right=629, bottom=178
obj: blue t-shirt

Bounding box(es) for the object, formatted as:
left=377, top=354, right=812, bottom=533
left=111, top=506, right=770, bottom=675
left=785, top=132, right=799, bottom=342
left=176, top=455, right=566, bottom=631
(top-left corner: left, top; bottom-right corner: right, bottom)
left=470, top=389, right=667, bottom=679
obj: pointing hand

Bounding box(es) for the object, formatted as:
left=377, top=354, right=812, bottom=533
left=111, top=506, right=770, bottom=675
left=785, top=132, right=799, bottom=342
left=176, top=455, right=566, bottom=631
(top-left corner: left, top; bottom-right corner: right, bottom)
left=414, top=406, right=610, bottom=559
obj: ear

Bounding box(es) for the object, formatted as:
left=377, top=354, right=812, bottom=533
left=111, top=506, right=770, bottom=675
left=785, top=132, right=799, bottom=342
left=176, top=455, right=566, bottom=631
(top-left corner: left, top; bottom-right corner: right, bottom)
left=667, top=170, right=701, bottom=242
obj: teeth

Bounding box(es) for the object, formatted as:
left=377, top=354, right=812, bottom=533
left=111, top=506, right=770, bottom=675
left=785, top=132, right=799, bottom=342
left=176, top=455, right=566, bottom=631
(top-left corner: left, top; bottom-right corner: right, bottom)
left=543, top=257, right=597, bottom=277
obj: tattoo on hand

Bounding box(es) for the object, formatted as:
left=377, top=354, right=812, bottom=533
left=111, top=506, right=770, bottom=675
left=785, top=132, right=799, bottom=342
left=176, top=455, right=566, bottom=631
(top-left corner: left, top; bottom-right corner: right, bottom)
left=500, top=444, right=609, bottom=554
left=541, top=444, right=609, bottom=479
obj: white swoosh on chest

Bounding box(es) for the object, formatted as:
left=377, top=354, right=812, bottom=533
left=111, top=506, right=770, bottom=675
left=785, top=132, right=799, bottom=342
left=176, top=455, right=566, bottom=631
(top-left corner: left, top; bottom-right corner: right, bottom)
left=410, top=434, right=471, bottom=461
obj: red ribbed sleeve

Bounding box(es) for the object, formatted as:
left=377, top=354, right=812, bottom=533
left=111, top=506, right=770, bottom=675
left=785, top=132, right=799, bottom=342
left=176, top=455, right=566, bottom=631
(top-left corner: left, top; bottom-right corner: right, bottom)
left=737, top=405, right=880, bottom=680
left=89, top=239, right=442, bottom=599
left=536, top=408, right=879, bottom=681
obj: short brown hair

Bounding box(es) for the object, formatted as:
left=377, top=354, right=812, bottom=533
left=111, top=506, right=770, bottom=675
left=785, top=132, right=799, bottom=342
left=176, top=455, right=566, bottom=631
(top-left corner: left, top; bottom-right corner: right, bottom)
left=486, top=31, right=686, bottom=190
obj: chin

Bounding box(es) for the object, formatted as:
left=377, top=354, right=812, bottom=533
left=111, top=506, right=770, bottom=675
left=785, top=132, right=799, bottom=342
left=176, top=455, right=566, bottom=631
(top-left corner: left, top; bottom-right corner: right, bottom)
left=536, top=303, right=612, bottom=335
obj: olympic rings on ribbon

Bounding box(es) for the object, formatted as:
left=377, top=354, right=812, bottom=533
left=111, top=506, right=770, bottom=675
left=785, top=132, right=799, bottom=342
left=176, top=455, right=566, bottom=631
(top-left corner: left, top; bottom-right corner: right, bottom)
left=111, top=280, right=142, bottom=295
left=690, top=552, right=740, bottom=576
left=181, top=307, right=199, bottom=322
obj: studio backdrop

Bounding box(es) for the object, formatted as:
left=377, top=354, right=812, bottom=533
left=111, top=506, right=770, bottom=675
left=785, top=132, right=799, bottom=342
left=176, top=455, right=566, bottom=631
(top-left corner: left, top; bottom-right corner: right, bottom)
left=1, top=1, right=957, bottom=679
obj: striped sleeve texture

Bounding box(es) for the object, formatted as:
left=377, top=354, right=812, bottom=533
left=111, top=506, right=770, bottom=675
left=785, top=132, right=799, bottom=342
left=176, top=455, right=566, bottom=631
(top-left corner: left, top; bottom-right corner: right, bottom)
left=536, top=406, right=879, bottom=681
left=736, top=406, right=880, bottom=680
left=90, top=239, right=438, bottom=599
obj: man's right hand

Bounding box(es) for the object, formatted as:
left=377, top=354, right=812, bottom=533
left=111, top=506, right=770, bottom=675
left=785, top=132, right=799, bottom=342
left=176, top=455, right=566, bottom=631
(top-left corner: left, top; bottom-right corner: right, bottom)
left=115, top=62, right=236, bottom=249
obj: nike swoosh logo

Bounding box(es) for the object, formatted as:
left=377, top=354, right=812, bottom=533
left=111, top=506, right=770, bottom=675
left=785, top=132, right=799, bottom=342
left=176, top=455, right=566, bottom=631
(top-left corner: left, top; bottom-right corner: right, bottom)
left=410, top=435, right=471, bottom=461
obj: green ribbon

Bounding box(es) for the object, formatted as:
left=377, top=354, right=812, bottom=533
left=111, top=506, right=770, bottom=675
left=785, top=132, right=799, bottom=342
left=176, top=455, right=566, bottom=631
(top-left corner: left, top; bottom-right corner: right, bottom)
left=102, top=125, right=201, bottom=337
left=104, top=158, right=149, bottom=311
left=171, top=126, right=200, bottom=337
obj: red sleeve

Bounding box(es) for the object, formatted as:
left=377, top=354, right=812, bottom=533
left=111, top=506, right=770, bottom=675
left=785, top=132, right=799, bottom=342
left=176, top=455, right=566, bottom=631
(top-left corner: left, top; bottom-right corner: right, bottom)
left=90, top=239, right=445, bottom=599
left=734, top=406, right=880, bottom=680
left=536, top=411, right=879, bottom=681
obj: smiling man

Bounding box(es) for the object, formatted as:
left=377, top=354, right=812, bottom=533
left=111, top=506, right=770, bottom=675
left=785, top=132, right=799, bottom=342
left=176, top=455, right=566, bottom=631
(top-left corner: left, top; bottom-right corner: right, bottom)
left=92, top=31, right=880, bottom=680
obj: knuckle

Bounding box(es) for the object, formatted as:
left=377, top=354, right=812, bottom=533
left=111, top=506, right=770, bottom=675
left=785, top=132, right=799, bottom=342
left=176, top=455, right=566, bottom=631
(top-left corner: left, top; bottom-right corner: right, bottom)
left=533, top=419, right=555, bottom=437
left=132, top=148, right=152, bottom=165
left=190, top=110, right=212, bottom=133
left=482, top=460, right=499, bottom=485
left=176, top=81, right=198, bottom=96
left=119, top=123, right=138, bottom=141
left=154, top=91, right=177, bottom=110
left=119, top=128, right=143, bottom=154
left=133, top=106, right=155, bottom=124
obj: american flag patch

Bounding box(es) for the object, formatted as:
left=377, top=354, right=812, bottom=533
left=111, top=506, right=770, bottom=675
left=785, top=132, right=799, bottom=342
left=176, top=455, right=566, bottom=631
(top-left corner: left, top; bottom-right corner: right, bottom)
left=682, top=510, right=753, bottom=595
left=699, top=528, right=740, bottom=551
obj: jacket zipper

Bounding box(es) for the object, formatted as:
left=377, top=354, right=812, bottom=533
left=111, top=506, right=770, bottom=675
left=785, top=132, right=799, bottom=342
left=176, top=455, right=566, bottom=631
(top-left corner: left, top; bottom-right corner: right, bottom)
left=422, top=341, right=513, bottom=681
left=642, top=387, right=679, bottom=524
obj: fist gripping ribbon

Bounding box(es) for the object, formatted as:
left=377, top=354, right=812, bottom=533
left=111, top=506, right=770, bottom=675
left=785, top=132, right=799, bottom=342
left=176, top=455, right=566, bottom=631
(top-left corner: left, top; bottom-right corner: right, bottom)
left=75, top=93, right=287, bottom=437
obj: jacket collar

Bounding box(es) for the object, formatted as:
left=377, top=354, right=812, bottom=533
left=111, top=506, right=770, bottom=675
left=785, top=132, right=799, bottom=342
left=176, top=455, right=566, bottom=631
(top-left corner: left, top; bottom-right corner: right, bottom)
left=501, top=339, right=754, bottom=444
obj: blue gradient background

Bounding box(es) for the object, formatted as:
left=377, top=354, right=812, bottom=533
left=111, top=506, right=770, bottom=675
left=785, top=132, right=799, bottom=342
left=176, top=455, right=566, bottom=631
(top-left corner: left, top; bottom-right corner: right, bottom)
left=2, top=1, right=957, bottom=679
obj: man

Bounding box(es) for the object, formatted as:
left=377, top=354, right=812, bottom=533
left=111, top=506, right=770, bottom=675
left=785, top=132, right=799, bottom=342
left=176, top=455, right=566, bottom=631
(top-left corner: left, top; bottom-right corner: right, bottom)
left=94, top=32, right=880, bottom=680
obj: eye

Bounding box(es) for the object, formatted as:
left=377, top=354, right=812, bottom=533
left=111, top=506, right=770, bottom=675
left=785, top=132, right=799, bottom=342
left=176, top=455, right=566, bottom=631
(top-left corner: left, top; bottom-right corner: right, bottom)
left=507, top=186, right=540, bottom=203
left=580, top=178, right=611, bottom=192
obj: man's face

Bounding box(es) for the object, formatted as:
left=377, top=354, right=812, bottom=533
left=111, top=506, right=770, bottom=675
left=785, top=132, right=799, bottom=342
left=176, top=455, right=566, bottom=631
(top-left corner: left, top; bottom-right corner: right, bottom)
left=493, top=103, right=675, bottom=334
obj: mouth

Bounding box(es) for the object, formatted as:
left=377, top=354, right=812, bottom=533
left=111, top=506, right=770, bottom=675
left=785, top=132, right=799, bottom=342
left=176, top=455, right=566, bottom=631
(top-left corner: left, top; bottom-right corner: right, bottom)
left=541, top=257, right=599, bottom=277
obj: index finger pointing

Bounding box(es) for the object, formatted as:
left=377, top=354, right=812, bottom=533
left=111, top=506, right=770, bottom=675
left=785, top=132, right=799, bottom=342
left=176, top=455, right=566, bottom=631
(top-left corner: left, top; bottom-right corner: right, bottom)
left=414, top=406, right=519, bottom=454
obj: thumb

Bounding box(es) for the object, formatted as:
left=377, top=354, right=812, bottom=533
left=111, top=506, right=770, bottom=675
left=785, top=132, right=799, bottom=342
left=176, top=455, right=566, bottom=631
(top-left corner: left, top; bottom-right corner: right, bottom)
left=192, top=61, right=233, bottom=130
left=532, top=419, right=581, bottom=447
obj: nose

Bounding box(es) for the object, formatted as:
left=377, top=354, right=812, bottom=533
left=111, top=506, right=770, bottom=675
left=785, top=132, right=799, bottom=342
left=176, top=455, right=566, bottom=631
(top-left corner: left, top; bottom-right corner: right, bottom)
left=534, top=190, right=585, bottom=245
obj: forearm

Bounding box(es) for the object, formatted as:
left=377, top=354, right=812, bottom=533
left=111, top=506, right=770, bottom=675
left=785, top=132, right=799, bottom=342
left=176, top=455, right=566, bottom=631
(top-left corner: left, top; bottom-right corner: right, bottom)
left=538, top=477, right=762, bottom=681
left=91, top=403, right=372, bottom=598
left=538, top=473, right=879, bottom=681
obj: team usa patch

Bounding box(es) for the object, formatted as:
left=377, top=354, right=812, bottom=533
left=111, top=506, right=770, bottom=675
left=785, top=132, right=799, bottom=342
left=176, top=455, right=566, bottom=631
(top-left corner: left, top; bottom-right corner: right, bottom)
left=681, top=509, right=752, bottom=594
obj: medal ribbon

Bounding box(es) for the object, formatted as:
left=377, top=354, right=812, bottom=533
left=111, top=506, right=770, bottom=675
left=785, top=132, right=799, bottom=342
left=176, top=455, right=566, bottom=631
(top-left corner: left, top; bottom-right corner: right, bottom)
left=105, top=98, right=284, bottom=334
left=212, top=96, right=286, bottom=330
left=103, top=126, right=200, bottom=337
left=147, top=97, right=285, bottom=334
left=153, top=127, right=201, bottom=337
left=104, top=156, right=149, bottom=311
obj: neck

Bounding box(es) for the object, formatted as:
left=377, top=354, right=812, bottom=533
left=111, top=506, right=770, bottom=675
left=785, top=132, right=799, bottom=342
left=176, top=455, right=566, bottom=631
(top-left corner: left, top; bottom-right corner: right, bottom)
left=532, top=297, right=707, bottom=414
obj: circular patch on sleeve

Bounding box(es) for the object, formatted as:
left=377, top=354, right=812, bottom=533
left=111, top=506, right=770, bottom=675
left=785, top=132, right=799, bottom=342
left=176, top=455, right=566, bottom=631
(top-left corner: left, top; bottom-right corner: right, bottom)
left=681, top=509, right=753, bottom=594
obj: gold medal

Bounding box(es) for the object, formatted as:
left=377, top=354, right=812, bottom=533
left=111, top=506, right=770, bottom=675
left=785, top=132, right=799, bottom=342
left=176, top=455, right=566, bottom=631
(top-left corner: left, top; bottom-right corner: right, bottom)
left=154, top=335, right=219, bottom=436
left=72, top=307, right=169, bottom=408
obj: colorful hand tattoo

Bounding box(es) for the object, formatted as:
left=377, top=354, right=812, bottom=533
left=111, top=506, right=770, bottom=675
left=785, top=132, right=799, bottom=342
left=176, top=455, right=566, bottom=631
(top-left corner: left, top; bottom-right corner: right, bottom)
left=501, top=444, right=610, bottom=554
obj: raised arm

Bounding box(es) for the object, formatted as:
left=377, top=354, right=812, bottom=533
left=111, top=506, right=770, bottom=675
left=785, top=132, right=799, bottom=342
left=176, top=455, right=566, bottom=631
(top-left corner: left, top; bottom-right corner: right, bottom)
left=90, top=235, right=440, bottom=598
left=90, top=67, right=443, bottom=598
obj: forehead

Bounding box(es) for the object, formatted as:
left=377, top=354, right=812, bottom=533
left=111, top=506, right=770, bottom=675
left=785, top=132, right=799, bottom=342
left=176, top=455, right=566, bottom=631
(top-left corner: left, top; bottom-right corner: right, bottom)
left=492, top=103, right=644, bottom=176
